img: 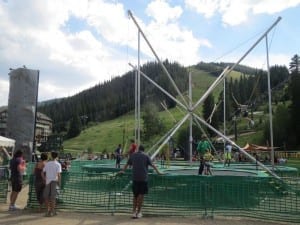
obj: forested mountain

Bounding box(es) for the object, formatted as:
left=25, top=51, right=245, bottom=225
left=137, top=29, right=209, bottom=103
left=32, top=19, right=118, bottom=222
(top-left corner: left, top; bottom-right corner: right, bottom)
left=38, top=56, right=300, bottom=149
left=195, top=62, right=258, bottom=77
left=38, top=60, right=188, bottom=134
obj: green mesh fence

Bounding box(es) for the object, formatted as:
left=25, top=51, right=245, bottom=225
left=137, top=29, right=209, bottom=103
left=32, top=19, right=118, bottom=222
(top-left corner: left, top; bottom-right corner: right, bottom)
left=0, top=166, right=9, bottom=203
left=22, top=160, right=300, bottom=223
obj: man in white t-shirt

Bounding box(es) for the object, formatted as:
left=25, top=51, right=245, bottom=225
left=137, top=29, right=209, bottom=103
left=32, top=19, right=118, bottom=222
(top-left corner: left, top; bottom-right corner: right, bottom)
left=42, top=151, right=62, bottom=217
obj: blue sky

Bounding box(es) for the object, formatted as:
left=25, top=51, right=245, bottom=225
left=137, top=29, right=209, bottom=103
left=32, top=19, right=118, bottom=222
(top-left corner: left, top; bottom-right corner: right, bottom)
left=0, top=0, right=300, bottom=106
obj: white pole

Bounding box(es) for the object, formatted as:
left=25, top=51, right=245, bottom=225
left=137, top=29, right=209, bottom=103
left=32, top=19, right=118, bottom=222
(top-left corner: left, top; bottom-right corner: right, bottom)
left=223, top=77, right=226, bottom=150
left=127, top=10, right=188, bottom=108
left=129, top=63, right=188, bottom=111
left=265, top=35, right=275, bottom=170
left=151, top=113, right=190, bottom=161
left=193, top=113, right=280, bottom=179
left=224, top=17, right=282, bottom=76
left=147, top=119, right=183, bottom=155
left=193, top=67, right=229, bottom=110
left=137, top=31, right=141, bottom=146
left=189, top=71, right=193, bottom=164
left=192, top=18, right=282, bottom=113
left=134, top=70, right=137, bottom=141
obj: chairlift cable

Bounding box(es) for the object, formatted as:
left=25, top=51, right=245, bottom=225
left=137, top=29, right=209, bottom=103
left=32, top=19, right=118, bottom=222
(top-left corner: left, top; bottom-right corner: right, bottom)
left=211, top=29, right=267, bottom=63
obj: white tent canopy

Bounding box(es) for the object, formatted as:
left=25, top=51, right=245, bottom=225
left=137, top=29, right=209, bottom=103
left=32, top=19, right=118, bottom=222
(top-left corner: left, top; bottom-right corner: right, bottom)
left=0, top=136, right=15, bottom=147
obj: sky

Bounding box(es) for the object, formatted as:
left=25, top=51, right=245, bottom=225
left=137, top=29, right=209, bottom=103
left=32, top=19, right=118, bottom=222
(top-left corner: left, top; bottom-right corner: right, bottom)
left=0, top=0, right=300, bottom=107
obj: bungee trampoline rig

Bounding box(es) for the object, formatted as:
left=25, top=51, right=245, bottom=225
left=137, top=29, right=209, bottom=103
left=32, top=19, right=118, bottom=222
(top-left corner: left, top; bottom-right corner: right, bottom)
left=23, top=11, right=299, bottom=223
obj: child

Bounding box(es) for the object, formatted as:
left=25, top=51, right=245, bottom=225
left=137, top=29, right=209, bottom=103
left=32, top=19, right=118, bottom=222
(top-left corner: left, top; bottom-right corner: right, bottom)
left=203, top=149, right=213, bottom=175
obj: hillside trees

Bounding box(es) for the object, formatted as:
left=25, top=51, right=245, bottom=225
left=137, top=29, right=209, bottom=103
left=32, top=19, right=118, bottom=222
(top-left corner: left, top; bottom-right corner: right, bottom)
left=38, top=59, right=297, bottom=149
left=38, top=60, right=188, bottom=138
left=142, top=102, right=165, bottom=140
left=263, top=63, right=295, bottom=148
left=67, top=115, right=82, bottom=138
left=271, top=104, right=291, bottom=147
left=289, top=54, right=300, bottom=146
left=203, top=93, right=219, bottom=137
left=289, top=54, right=300, bottom=74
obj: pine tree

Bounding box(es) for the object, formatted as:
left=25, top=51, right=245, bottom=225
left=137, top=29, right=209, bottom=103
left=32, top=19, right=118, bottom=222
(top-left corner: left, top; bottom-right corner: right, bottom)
left=289, top=54, right=300, bottom=74
left=67, top=115, right=82, bottom=138
left=203, top=93, right=217, bottom=137
left=142, top=103, right=164, bottom=140
left=289, top=54, right=300, bottom=146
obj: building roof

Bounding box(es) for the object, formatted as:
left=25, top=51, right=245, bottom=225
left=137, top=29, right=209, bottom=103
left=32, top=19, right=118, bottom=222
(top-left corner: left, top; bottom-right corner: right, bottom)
left=0, top=106, right=52, bottom=121
left=0, top=135, right=15, bottom=147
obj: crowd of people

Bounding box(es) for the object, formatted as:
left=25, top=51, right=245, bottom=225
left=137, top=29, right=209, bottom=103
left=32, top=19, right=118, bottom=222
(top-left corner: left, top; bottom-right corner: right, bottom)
left=8, top=150, right=66, bottom=217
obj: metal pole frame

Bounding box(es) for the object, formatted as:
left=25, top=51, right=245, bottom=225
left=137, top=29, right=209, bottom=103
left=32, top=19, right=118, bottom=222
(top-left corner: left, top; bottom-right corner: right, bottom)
left=189, top=71, right=193, bottom=163
left=137, top=31, right=141, bottom=146
left=128, top=10, right=282, bottom=179
left=265, top=35, right=275, bottom=169
left=128, top=10, right=188, bottom=108
left=193, top=113, right=280, bottom=179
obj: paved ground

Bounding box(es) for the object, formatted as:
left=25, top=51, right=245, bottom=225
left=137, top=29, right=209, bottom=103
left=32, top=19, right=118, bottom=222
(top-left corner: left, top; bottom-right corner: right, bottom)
left=0, top=186, right=293, bottom=225
left=0, top=212, right=294, bottom=225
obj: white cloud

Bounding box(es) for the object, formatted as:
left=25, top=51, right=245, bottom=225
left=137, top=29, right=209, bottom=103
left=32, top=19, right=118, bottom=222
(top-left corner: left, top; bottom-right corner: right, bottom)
left=132, top=0, right=211, bottom=65
left=0, top=79, right=9, bottom=106
left=185, top=0, right=300, bottom=26
left=253, top=0, right=300, bottom=14
left=83, top=0, right=134, bottom=45
left=143, top=22, right=208, bottom=65
left=248, top=53, right=291, bottom=69
left=223, top=52, right=291, bottom=70
left=0, top=0, right=135, bottom=106
left=219, top=0, right=250, bottom=26
left=146, top=0, right=183, bottom=24
left=185, top=0, right=220, bottom=18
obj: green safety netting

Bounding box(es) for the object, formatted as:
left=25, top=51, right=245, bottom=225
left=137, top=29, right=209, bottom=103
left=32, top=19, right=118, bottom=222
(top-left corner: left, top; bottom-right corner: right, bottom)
left=0, top=166, right=9, bottom=203
left=1, top=160, right=299, bottom=222
left=21, top=160, right=300, bottom=223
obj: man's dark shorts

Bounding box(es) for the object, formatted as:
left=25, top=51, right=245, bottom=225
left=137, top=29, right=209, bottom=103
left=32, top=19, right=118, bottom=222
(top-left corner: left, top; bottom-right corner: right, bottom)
left=11, top=177, right=22, bottom=192
left=132, top=181, right=148, bottom=197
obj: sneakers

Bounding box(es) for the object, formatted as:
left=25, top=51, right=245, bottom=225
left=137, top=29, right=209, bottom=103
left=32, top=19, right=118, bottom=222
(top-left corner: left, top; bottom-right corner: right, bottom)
left=45, top=211, right=52, bottom=217
left=132, top=212, right=137, bottom=219
left=131, top=211, right=142, bottom=219
left=8, top=205, right=20, bottom=211
left=44, top=210, right=58, bottom=217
